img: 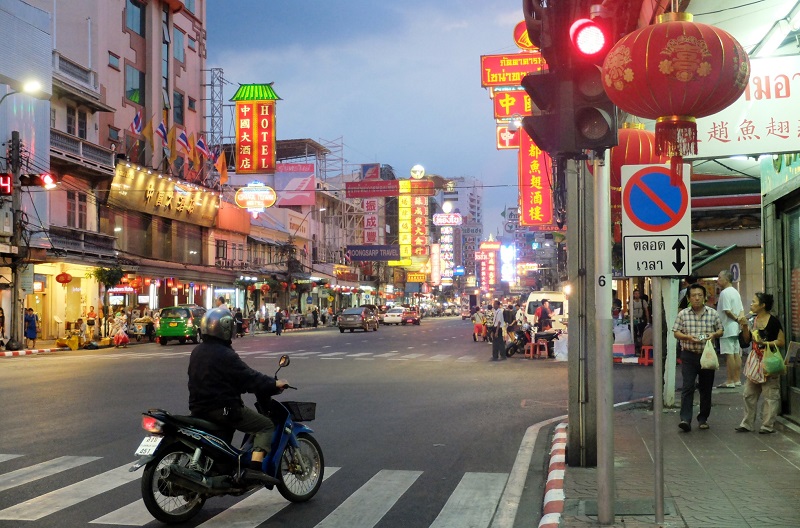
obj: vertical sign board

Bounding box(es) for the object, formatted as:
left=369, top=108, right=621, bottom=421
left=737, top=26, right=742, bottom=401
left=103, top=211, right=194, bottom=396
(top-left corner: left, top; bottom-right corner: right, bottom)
left=621, top=164, right=692, bottom=277
left=518, top=130, right=554, bottom=227
left=235, top=100, right=276, bottom=173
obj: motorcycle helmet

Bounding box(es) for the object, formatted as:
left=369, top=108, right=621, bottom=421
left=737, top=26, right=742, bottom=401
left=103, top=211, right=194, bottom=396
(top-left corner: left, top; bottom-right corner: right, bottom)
left=201, top=307, right=234, bottom=341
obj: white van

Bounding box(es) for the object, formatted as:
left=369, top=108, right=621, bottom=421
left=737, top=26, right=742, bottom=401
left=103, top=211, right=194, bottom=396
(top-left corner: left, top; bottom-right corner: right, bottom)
left=525, top=291, right=568, bottom=331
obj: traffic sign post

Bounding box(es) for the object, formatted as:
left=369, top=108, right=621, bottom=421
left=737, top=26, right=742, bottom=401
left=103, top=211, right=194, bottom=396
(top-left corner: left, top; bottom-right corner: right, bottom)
left=621, top=164, right=692, bottom=277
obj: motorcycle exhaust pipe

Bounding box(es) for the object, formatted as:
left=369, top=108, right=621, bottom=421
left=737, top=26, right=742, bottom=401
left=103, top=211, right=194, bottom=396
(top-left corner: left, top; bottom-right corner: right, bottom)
left=162, top=464, right=232, bottom=494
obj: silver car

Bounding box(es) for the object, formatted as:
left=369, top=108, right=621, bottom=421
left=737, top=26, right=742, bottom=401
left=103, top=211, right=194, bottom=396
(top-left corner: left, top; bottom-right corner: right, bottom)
left=338, top=307, right=379, bottom=333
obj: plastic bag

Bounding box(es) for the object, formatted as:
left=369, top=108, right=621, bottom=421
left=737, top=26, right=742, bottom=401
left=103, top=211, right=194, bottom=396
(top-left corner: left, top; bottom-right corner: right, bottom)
left=700, top=339, right=719, bottom=370
left=613, top=325, right=633, bottom=345
left=762, top=343, right=786, bottom=375
left=744, top=345, right=766, bottom=383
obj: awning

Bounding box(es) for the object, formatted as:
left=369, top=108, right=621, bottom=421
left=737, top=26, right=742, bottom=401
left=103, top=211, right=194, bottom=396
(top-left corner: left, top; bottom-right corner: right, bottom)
left=52, top=79, right=116, bottom=113
left=247, top=235, right=282, bottom=246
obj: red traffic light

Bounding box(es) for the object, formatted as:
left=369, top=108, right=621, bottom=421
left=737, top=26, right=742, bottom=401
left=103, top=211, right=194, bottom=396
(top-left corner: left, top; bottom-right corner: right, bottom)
left=19, top=173, right=57, bottom=189
left=570, top=18, right=609, bottom=59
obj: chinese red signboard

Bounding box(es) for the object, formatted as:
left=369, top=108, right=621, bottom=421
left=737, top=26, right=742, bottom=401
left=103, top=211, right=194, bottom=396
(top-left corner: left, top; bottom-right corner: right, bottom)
left=496, top=126, right=520, bottom=150
left=345, top=179, right=435, bottom=198
left=480, top=51, right=545, bottom=87
left=518, top=130, right=554, bottom=226
left=493, top=89, right=532, bottom=120
left=235, top=100, right=276, bottom=173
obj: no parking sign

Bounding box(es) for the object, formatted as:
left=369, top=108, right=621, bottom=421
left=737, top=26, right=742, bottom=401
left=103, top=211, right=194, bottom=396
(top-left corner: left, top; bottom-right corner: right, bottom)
left=621, top=164, right=692, bottom=277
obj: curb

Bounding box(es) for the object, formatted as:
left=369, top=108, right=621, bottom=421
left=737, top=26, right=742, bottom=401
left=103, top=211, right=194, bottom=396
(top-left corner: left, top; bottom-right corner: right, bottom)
left=2, top=347, right=68, bottom=357
left=538, top=422, right=568, bottom=528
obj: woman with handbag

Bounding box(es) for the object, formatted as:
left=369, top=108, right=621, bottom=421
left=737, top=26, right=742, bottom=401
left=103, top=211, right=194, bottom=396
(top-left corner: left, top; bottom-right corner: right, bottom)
left=735, top=292, right=785, bottom=434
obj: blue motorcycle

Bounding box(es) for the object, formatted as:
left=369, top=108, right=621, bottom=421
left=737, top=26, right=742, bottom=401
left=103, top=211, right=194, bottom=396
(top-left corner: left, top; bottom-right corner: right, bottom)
left=130, top=355, right=323, bottom=524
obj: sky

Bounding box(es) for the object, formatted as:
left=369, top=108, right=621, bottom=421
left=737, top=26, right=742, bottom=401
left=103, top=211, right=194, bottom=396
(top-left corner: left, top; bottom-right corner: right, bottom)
left=205, top=0, right=526, bottom=237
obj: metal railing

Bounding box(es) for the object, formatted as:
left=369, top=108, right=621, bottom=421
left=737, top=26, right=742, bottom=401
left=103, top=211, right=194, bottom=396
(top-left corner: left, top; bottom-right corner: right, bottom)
left=50, top=129, right=115, bottom=175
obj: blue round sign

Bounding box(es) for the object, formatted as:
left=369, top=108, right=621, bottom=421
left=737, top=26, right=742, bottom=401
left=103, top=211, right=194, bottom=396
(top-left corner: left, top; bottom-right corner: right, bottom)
left=623, top=167, right=688, bottom=232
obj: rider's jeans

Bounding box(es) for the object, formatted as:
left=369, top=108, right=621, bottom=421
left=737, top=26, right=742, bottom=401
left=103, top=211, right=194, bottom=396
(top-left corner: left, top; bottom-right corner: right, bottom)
left=203, top=406, right=275, bottom=453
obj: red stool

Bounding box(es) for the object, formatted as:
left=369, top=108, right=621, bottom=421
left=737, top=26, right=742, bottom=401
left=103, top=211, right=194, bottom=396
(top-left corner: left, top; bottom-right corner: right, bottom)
left=534, top=339, right=549, bottom=359
left=639, top=346, right=654, bottom=366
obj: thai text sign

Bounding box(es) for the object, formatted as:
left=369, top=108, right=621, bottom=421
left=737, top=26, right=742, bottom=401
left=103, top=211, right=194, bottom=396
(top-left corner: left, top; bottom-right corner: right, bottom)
left=518, top=131, right=554, bottom=226
left=235, top=100, right=276, bottom=173
left=432, top=213, right=462, bottom=226
left=346, top=179, right=435, bottom=198
left=406, top=272, right=427, bottom=283
left=480, top=52, right=545, bottom=87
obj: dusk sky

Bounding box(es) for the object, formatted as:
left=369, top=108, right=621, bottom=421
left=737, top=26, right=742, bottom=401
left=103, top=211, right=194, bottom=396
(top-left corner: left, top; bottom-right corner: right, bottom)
left=205, top=1, right=526, bottom=237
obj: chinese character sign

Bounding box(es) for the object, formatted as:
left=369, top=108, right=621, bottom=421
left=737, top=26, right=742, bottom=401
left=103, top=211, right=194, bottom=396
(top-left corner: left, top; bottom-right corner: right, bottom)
left=518, top=130, right=553, bottom=226
left=235, top=100, right=276, bottom=173
left=363, top=197, right=380, bottom=244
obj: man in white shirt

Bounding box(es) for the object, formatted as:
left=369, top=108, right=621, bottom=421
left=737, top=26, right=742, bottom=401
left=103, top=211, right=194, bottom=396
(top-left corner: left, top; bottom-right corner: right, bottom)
left=716, top=269, right=744, bottom=388
left=491, top=300, right=506, bottom=361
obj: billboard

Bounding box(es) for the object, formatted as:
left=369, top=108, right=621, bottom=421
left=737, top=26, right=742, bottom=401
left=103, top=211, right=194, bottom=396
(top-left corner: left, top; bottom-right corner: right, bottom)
left=274, top=163, right=315, bottom=207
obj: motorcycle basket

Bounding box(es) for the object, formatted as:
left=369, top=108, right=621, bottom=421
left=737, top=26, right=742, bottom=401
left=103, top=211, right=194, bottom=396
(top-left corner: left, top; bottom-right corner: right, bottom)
left=284, top=401, right=316, bottom=421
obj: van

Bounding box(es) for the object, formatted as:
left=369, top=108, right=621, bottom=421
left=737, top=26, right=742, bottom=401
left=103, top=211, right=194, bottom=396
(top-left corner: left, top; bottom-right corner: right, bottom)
left=525, top=291, right=568, bottom=331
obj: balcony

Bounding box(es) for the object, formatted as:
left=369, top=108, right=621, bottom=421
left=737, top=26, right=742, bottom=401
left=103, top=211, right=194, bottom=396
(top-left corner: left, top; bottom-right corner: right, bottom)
left=48, top=225, right=116, bottom=258
left=52, top=52, right=114, bottom=113
left=50, top=129, right=115, bottom=179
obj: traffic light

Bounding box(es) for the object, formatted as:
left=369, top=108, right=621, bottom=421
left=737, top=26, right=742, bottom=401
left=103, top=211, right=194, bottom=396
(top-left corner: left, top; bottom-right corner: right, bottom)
left=571, top=62, right=617, bottom=151
left=569, top=17, right=612, bottom=63
left=19, top=173, right=57, bottom=189
left=521, top=72, right=575, bottom=156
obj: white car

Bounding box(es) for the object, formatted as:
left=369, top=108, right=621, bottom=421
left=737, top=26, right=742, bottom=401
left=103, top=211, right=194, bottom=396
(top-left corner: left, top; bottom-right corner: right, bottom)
left=382, top=307, right=405, bottom=325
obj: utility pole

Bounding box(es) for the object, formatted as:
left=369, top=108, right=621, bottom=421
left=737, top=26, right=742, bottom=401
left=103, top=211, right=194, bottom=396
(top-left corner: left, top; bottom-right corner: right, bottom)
left=9, top=130, right=23, bottom=348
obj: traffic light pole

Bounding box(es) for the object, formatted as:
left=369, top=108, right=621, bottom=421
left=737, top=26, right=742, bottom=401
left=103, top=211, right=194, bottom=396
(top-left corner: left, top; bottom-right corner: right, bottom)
left=9, top=130, right=23, bottom=348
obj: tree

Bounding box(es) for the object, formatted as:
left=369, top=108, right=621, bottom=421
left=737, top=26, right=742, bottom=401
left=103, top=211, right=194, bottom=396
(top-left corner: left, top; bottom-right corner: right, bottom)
left=87, top=265, right=125, bottom=336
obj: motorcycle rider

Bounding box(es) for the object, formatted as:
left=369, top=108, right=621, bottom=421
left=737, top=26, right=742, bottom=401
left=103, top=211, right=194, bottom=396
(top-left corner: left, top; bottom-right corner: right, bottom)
left=188, top=307, right=289, bottom=471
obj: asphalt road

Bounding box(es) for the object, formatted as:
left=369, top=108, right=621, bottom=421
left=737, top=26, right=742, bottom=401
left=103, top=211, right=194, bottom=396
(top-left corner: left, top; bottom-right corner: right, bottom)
left=0, top=316, right=656, bottom=527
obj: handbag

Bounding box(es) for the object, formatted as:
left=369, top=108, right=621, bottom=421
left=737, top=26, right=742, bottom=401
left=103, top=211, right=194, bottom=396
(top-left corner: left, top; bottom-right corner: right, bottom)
left=700, top=339, right=719, bottom=370
left=744, top=345, right=766, bottom=383
left=762, top=343, right=786, bottom=375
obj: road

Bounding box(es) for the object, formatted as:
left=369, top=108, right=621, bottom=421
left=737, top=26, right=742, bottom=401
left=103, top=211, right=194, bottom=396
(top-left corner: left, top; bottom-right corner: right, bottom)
left=0, top=316, right=656, bottom=527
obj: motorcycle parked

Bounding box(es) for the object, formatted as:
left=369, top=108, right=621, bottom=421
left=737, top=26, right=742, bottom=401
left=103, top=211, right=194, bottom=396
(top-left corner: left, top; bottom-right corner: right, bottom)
left=505, top=324, right=532, bottom=357
left=129, top=355, right=323, bottom=524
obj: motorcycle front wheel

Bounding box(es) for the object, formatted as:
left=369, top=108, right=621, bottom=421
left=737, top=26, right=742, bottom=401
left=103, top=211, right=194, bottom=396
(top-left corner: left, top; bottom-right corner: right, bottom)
left=277, top=433, right=324, bottom=502
left=141, top=446, right=206, bottom=524
left=505, top=342, right=518, bottom=357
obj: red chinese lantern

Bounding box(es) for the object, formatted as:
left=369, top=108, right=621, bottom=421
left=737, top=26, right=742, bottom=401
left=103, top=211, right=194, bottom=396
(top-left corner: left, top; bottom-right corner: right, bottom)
left=261, top=284, right=270, bottom=293
left=166, top=278, right=174, bottom=288
left=280, top=281, right=288, bottom=290
left=55, top=272, right=72, bottom=284
left=290, top=283, right=297, bottom=290
left=247, top=285, right=256, bottom=292
left=311, top=282, right=317, bottom=288
left=602, top=12, right=750, bottom=184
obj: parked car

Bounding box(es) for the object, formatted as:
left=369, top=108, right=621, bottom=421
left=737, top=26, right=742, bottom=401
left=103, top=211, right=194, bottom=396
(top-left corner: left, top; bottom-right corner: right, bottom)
left=338, top=307, right=379, bottom=333
left=401, top=309, right=421, bottom=325
left=382, top=307, right=405, bottom=325
left=156, top=306, right=206, bottom=345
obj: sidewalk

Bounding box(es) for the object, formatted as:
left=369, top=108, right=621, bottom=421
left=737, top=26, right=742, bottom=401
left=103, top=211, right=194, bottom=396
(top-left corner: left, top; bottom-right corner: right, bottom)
left=1, top=323, right=334, bottom=357
left=543, top=387, right=800, bottom=527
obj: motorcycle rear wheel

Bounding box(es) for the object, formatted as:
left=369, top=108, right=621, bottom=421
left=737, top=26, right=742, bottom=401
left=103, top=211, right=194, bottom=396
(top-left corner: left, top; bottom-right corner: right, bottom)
left=277, top=433, right=324, bottom=502
left=141, top=446, right=206, bottom=524
left=505, top=342, right=518, bottom=357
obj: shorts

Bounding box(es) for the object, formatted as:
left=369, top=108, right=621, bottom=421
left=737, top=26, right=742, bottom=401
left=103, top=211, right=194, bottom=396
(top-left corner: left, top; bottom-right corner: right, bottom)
left=473, top=323, right=484, bottom=334
left=719, top=336, right=740, bottom=355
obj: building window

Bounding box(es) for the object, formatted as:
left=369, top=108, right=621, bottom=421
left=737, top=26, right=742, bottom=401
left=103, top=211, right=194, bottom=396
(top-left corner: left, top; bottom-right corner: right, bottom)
left=66, top=191, right=87, bottom=230
left=108, top=52, right=120, bottom=69
left=173, top=28, right=185, bottom=62
left=174, top=155, right=184, bottom=179
left=50, top=108, right=56, bottom=128
left=184, top=0, right=195, bottom=14
left=173, top=92, right=184, bottom=126
left=236, top=243, right=244, bottom=261
left=66, top=107, right=76, bottom=135
left=77, top=110, right=87, bottom=139
left=216, top=239, right=228, bottom=260
left=109, top=126, right=120, bottom=142
left=188, top=36, right=196, bottom=50
left=125, top=65, right=145, bottom=104
left=125, top=0, right=145, bottom=36
left=188, top=97, right=196, bottom=111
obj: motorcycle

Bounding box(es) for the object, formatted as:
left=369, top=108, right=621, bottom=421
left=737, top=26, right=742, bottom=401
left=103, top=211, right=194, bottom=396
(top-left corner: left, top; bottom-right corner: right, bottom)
left=505, top=324, right=531, bottom=357
left=129, top=355, right=323, bottom=524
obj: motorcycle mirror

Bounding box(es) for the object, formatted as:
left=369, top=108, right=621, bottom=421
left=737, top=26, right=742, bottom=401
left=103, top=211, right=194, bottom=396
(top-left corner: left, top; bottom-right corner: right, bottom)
left=275, top=354, right=290, bottom=377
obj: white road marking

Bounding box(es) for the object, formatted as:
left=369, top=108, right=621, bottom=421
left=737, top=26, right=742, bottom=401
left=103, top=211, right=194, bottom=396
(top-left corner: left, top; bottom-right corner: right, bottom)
left=0, top=456, right=100, bottom=493
left=430, top=472, right=508, bottom=528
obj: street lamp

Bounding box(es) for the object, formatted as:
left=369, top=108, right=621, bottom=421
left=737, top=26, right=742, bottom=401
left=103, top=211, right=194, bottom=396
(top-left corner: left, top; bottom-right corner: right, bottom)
left=3, top=80, right=45, bottom=350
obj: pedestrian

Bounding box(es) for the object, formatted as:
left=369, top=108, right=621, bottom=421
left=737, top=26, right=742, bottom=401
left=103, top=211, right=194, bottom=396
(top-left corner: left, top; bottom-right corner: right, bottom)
left=471, top=309, right=486, bottom=342
left=216, top=296, right=227, bottom=308
left=735, top=292, right=786, bottom=434
left=233, top=308, right=244, bottom=337
left=274, top=308, right=283, bottom=336
left=86, top=305, right=97, bottom=340
left=24, top=308, right=38, bottom=349
left=491, top=300, right=506, bottom=361
left=312, top=306, right=319, bottom=328
left=514, top=303, right=525, bottom=329
left=716, top=269, right=744, bottom=388
left=534, top=299, right=552, bottom=332
left=0, top=307, right=5, bottom=341
left=630, top=289, right=650, bottom=344
left=672, top=283, right=723, bottom=432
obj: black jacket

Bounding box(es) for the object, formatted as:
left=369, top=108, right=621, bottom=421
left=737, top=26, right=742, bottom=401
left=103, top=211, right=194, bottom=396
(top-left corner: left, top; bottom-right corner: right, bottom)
left=188, top=337, right=279, bottom=415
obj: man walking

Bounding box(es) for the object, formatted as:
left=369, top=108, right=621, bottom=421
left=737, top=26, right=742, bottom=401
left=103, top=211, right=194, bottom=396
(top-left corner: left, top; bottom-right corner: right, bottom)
left=673, top=283, right=723, bottom=432
left=491, top=300, right=506, bottom=361
left=716, top=269, right=744, bottom=388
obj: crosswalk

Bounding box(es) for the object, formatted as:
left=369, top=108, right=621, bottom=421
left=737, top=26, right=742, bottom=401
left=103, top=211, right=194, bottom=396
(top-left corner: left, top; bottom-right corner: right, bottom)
left=0, top=453, right=511, bottom=527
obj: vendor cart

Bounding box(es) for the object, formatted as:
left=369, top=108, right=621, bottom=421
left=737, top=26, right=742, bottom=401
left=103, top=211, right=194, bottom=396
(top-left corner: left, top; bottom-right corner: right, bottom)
left=129, top=320, right=155, bottom=342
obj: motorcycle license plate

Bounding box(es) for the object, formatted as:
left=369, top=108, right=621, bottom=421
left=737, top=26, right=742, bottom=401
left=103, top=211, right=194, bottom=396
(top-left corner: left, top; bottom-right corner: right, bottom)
left=134, top=436, right=162, bottom=456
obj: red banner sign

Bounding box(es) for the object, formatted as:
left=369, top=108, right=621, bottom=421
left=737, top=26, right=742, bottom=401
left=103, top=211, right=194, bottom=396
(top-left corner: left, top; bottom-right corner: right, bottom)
left=480, top=51, right=545, bottom=87
left=518, top=131, right=554, bottom=227
left=497, top=126, right=521, bottom=150
left=235, top=100, right=276, bottom=173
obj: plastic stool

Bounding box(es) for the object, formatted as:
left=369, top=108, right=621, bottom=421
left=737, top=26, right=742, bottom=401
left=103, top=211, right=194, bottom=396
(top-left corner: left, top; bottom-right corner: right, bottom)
left=534, top=339, right=549, bottom=359
left=639, top=345, right=654, bottom=366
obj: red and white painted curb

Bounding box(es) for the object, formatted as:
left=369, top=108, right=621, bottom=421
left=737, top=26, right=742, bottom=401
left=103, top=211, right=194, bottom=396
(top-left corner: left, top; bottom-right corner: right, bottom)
left=2, top=347, right=67, bottom=357
left=538, top=422, right=568, bottom=528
